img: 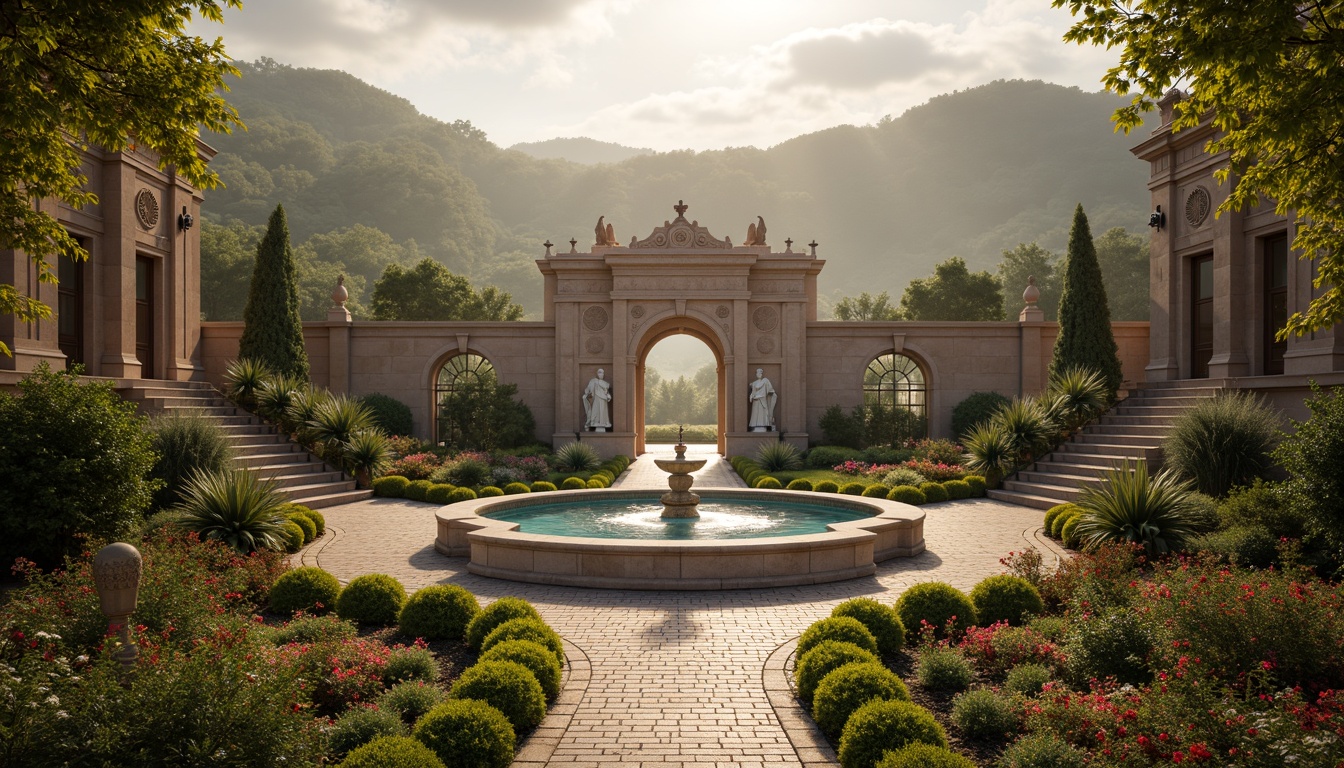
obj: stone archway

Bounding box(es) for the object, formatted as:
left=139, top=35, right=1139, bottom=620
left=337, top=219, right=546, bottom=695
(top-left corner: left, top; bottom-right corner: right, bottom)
left=632, top=317, right=728, bottom=456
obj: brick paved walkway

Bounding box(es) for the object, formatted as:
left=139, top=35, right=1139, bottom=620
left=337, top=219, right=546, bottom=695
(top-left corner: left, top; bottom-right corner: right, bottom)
left=304, top=449, right=1052, bottom=767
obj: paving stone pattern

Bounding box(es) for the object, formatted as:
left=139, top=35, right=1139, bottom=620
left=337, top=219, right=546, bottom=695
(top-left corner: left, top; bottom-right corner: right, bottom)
left=303, top=448, right=1051, bottom=767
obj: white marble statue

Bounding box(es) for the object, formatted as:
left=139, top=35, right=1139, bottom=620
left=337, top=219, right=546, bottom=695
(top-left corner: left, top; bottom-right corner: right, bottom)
left=748, top=368, right=777, bottom=432
left=583, top=368, right=612, bottom=431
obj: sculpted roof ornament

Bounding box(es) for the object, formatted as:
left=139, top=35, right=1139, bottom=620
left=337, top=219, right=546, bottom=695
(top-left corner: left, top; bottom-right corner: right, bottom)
left=630, top=200, right=732, bottom=249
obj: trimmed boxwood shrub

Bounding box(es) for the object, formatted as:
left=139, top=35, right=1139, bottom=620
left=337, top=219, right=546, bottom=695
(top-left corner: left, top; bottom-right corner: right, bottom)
left=447, top=487, right=478, bottom=503
left=951, top=688, right=1018, bottom=740
left=919, top=482, right=950, bottom=503
left=995, top=734, right=1087, bottom=768
left=373, top=475, right=411, bottom=497
left=878, top=744, right=974, bottom=768
left=1004, top=663, right=1052, bottom=697
left=838, top=700, right=947, bottom=768
left=342, top=735, right=448, bottom=768
left=480, top=618, right=565, bottom=665
left=481, top=639, right=562, bottom=701
left=963, top=475, right=986, bottom=496
left=449, top=660, right=547, bottom=733
left=530, top=481, right=557, bottom=493
left=502, top=482, right=531, bottom=495
left=270, top=566, right=342, bottom=616
left=1043, top=503, right=1078, bottom=534
left=807, top=445, right=862, bottom=468
left=797, top=617, right=879, bottom=658
left=794, top=640, right=879, bottom=701
left=379, top=681, right=448, bottom=726
left=1050, top=507, right=1080, bottom=538
left=1060, top=515, right=1083, bottom=548
left=467, top=597, right=543, bottom=650
left=970, top=574, right=1044, bottom=626
left=329, top=706, right=406, bottom=759
left=338, top=573, right=408, bottom=626
left=425, top=484, right=457, bottom=504
left=916, top=646, right=975, bottom=691
left=814, top=480, right=841, bottom=494
left=413, top=700, right=514, bottom=768
left=832, top=598, right=905, bottom=656
left=943, top=480, right=973, bottom=500
left=280, top=519, right=306, bottom=552
left=288, top=512, right=317, bottom=544
left=399, top=584, right=481, bottom=641
left=383, top=645, right=438, bottom=685
left=786, top=478, right=814, bottom=491
left=289, top=504, right=325, bottom=535
left=585, top=478, right=606, bottom=489
left=755, top=476, right=783, bottom=489
left=812, top=661, right=910, bottom=740
left=887, top=485, right=927, bottom=505
left=405, top=480, right=433, bottom=502
left=560, top=477, right=587, bottom=490
left=895, top=582, right=977, bottom=638
left=840, top=482, right=867, bottom=496
left=862, top=483, right=891, bottom=498
left=478, top=486, right=504, bottom=497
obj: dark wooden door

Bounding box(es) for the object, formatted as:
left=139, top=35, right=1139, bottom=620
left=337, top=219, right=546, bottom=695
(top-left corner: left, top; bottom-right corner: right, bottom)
left=1192, top=255, right=1213, bottom=379
left=57, top=253, right=83, bottom=368
left=136, top=256, right=154, bottom=377
left=1264, top=235, right=1288, bottom=375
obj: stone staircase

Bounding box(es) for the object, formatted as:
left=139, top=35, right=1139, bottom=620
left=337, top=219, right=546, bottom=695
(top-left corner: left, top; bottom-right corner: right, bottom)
left=120, top=379, right=372, bottom=509
left=987, top=380, right=1224, bottom=510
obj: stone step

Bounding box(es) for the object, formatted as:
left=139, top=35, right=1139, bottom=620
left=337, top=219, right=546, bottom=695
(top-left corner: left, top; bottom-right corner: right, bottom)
left=1108, top=404, right=1195, bottom=417
left=247, top=461, right=330, bottom=477
left=986, top=488, right=1063, bottom=510
left=999, top=478, right=1082, bottom=503
left=225, top=434, right=289, bottom=449
left=253, top=469, right=346, bottom=490
left=1032, top=460, right=1117, bottom=478
left=1098, top=414, right=1180, bottom=427
left=295, top=489, right=374, bottom=510
left=233, top=450, right=316, bottom=469
left=1018, top=470, right=1105, bottom=489
left=1059, top=442, right=1160, bottom=460
left=1082, top=423, right=1170, bottom=436
left=1073, top=432, right=1164, bottom=447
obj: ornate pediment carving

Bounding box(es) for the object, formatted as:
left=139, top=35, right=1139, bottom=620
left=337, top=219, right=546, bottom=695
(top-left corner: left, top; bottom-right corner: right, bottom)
left=630, top=200, right=731, bottom=249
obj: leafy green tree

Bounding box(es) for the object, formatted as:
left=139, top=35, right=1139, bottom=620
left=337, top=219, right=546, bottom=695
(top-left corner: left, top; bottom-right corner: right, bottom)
left=834, top=291, right=902, bottom=321
left=1055, top=0, right=1344, bottom=337
left=0, top=0, right=242, bottom=355
left=200, top=219, right=263, bottom=321
left=997, top=243, right=1059, bottom=320
left=0, top=364, right=159, bottom=567
left=1050, top=205, right=1123, bottom=396
left=899, top=257, right=1005, bottom=321
left=437, top=375, right=536, bottom=451
left=372, top=258, right=523, bottom=321
left=1274, top=385, right=1344, bottom=565
left=239, top=204, right=309, bottom=380
left=1094, top=227, right=1149, bottom=321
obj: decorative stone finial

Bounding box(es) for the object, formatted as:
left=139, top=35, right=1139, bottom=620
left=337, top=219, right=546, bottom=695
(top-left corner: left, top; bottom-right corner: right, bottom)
left=331, top=275, right=348, bottom=308
left=544, top=240, right=554, bottom=257
left=673, top=200, right=688, bottom=218
left=1023, top=275, right=1040, bottom=306
left=569, top=238, right=578, bottom=253
left=808, top=240, right=818, bottom=257
left=785, top=238, right=794, bottom=253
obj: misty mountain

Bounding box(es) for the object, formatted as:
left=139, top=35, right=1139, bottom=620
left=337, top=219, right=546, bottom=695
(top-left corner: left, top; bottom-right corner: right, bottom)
left=509, top=137, right=653, bottom=165
left=202, top=60, right=1155, bottom=316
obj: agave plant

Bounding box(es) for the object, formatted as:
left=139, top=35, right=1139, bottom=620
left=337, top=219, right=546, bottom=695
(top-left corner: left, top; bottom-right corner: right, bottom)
left=962, top=422, right=1017, bottom=488
left=173, top=469, right=288, bottom=553
left=553, top=441, right=601, bottom=473
left=285, top=387, right=330, bottom=442
left=992, top=397, right=1054, bottom=463
left=306, top=394, right=379, bottom=466
left=1074, top=459, right=1199, bottom=556
left=756, top=441, right=803, bottom=472
left=343, top=430, right=393, bottom=487
left=254, top=375, right=303, bottom=426
left=1047, top=366, right=1110, bottom=433
left=223, top=358, right=272, bottom=410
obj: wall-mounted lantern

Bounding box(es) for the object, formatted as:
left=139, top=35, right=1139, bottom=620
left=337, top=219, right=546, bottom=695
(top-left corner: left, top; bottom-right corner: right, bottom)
left=1148, top=205, right=1166, bottom=230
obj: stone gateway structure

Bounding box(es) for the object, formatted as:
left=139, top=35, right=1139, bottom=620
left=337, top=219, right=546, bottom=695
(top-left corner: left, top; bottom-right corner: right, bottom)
left=201, top=200, right=1149, bottom=456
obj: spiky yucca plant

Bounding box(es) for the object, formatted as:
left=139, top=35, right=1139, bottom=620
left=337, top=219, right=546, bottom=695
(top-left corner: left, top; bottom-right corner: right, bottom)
left=254, top=374, right=304, bottom=426
left=344, top=430, right=393, bottom=487
left=306, top=395, right=379, bottom=466
left=286, top=387, right=330, bottom=442
left=223, top=357, right=272, bottom=410
left=1047, top=366, right=1109, bottom=433
left=553, top=442, right=601, bottom=473
left=1075, top=459, right=1198, bottom=556
left=992, top=398, right=1053, bottom=463
left=174, top=469, right=288, bottom=553
left=962, top=422, right=1017, bottom=488
left=756, top=442, right=803, bottom=472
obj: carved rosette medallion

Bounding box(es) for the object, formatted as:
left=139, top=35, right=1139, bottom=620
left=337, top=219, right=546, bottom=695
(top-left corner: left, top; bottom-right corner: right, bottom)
left=583, top=306, right=609, bottom=332
left=585, top=337, right=604, bottom=354
left=630, top=304, right=646, bottom=319
left=756, top=336, right=776, bottom=354
left=135, top=189, right=160, bottom=229
left=715, top=305, right=730, bottom=319
left=1185, top=186, right=1211, bottom=228
left=752, top=306, right=778, bottom=332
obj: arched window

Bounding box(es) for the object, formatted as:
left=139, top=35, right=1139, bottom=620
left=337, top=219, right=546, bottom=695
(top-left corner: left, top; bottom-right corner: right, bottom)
left=864, top=353, right=927, bottom=438
left=434, top=354, right=495, bottom=445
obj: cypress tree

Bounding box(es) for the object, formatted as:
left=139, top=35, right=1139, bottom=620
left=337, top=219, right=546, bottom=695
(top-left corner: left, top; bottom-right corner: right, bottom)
left=1050, top=204, right=1123, bottom=396
left=238, top=204, right=309, bottom=380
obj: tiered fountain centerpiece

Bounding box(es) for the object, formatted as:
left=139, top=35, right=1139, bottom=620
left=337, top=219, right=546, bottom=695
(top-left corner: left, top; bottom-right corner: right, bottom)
left=653, top=431, right=706, bottom=518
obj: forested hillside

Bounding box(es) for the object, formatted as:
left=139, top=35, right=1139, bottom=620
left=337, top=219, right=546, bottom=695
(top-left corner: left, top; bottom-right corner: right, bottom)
left=509, top=137, right=653, bottom=165
left=201, top=59, right=1154, bottom=319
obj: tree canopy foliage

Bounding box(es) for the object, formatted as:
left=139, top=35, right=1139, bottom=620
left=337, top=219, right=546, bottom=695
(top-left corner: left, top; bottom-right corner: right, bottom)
left=899, top=257, right=1004, bottom=321
left=0, top=0, right=242, bottom=354
left=1055, top=0, right=1344, bottom=336
left=1051, top=205, right=1123, bottom=395
left=371, top=258, right=523, bottom=321
left=239, top=205, right=309, bottom=380
left=833, top=292, right=902, bottom=321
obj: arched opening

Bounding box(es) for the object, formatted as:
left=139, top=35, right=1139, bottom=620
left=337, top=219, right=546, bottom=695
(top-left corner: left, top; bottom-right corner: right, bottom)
left=433, top=352, right=495, bottom=446
left=634, top=321, right=726, bottom=455
left=863, top=352, right=929, bottom=440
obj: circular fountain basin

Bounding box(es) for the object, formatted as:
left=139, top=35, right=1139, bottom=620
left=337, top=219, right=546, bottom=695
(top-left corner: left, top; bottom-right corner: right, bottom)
left=434, top=489, right=925, bottom=590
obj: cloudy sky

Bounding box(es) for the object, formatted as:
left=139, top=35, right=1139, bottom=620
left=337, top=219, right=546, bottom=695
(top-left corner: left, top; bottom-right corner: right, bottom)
left=196, top=0, right=1115, bottom=151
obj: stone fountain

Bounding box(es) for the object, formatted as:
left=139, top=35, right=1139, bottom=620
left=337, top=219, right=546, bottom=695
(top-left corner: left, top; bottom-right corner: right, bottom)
left=654, top=427, right=706, bottom=518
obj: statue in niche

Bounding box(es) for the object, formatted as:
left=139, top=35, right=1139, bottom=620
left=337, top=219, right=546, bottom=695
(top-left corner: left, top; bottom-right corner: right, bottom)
left=747, top=368, right=776, bottom=432
left=744, top=216, right=767, bottom=246
left=594, top=216, right=616, bottom=246
left=583, top=368, right=613, bottom=431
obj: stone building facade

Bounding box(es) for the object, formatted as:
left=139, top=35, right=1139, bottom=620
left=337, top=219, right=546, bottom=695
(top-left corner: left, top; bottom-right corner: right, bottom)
left=0, top=142, right=210, bottom=382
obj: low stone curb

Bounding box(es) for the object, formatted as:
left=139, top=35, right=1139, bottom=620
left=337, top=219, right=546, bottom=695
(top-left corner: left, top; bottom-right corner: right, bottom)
left=764, top=637, right=839, bottom=768
left=512, top=638, right=590, bottom=768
